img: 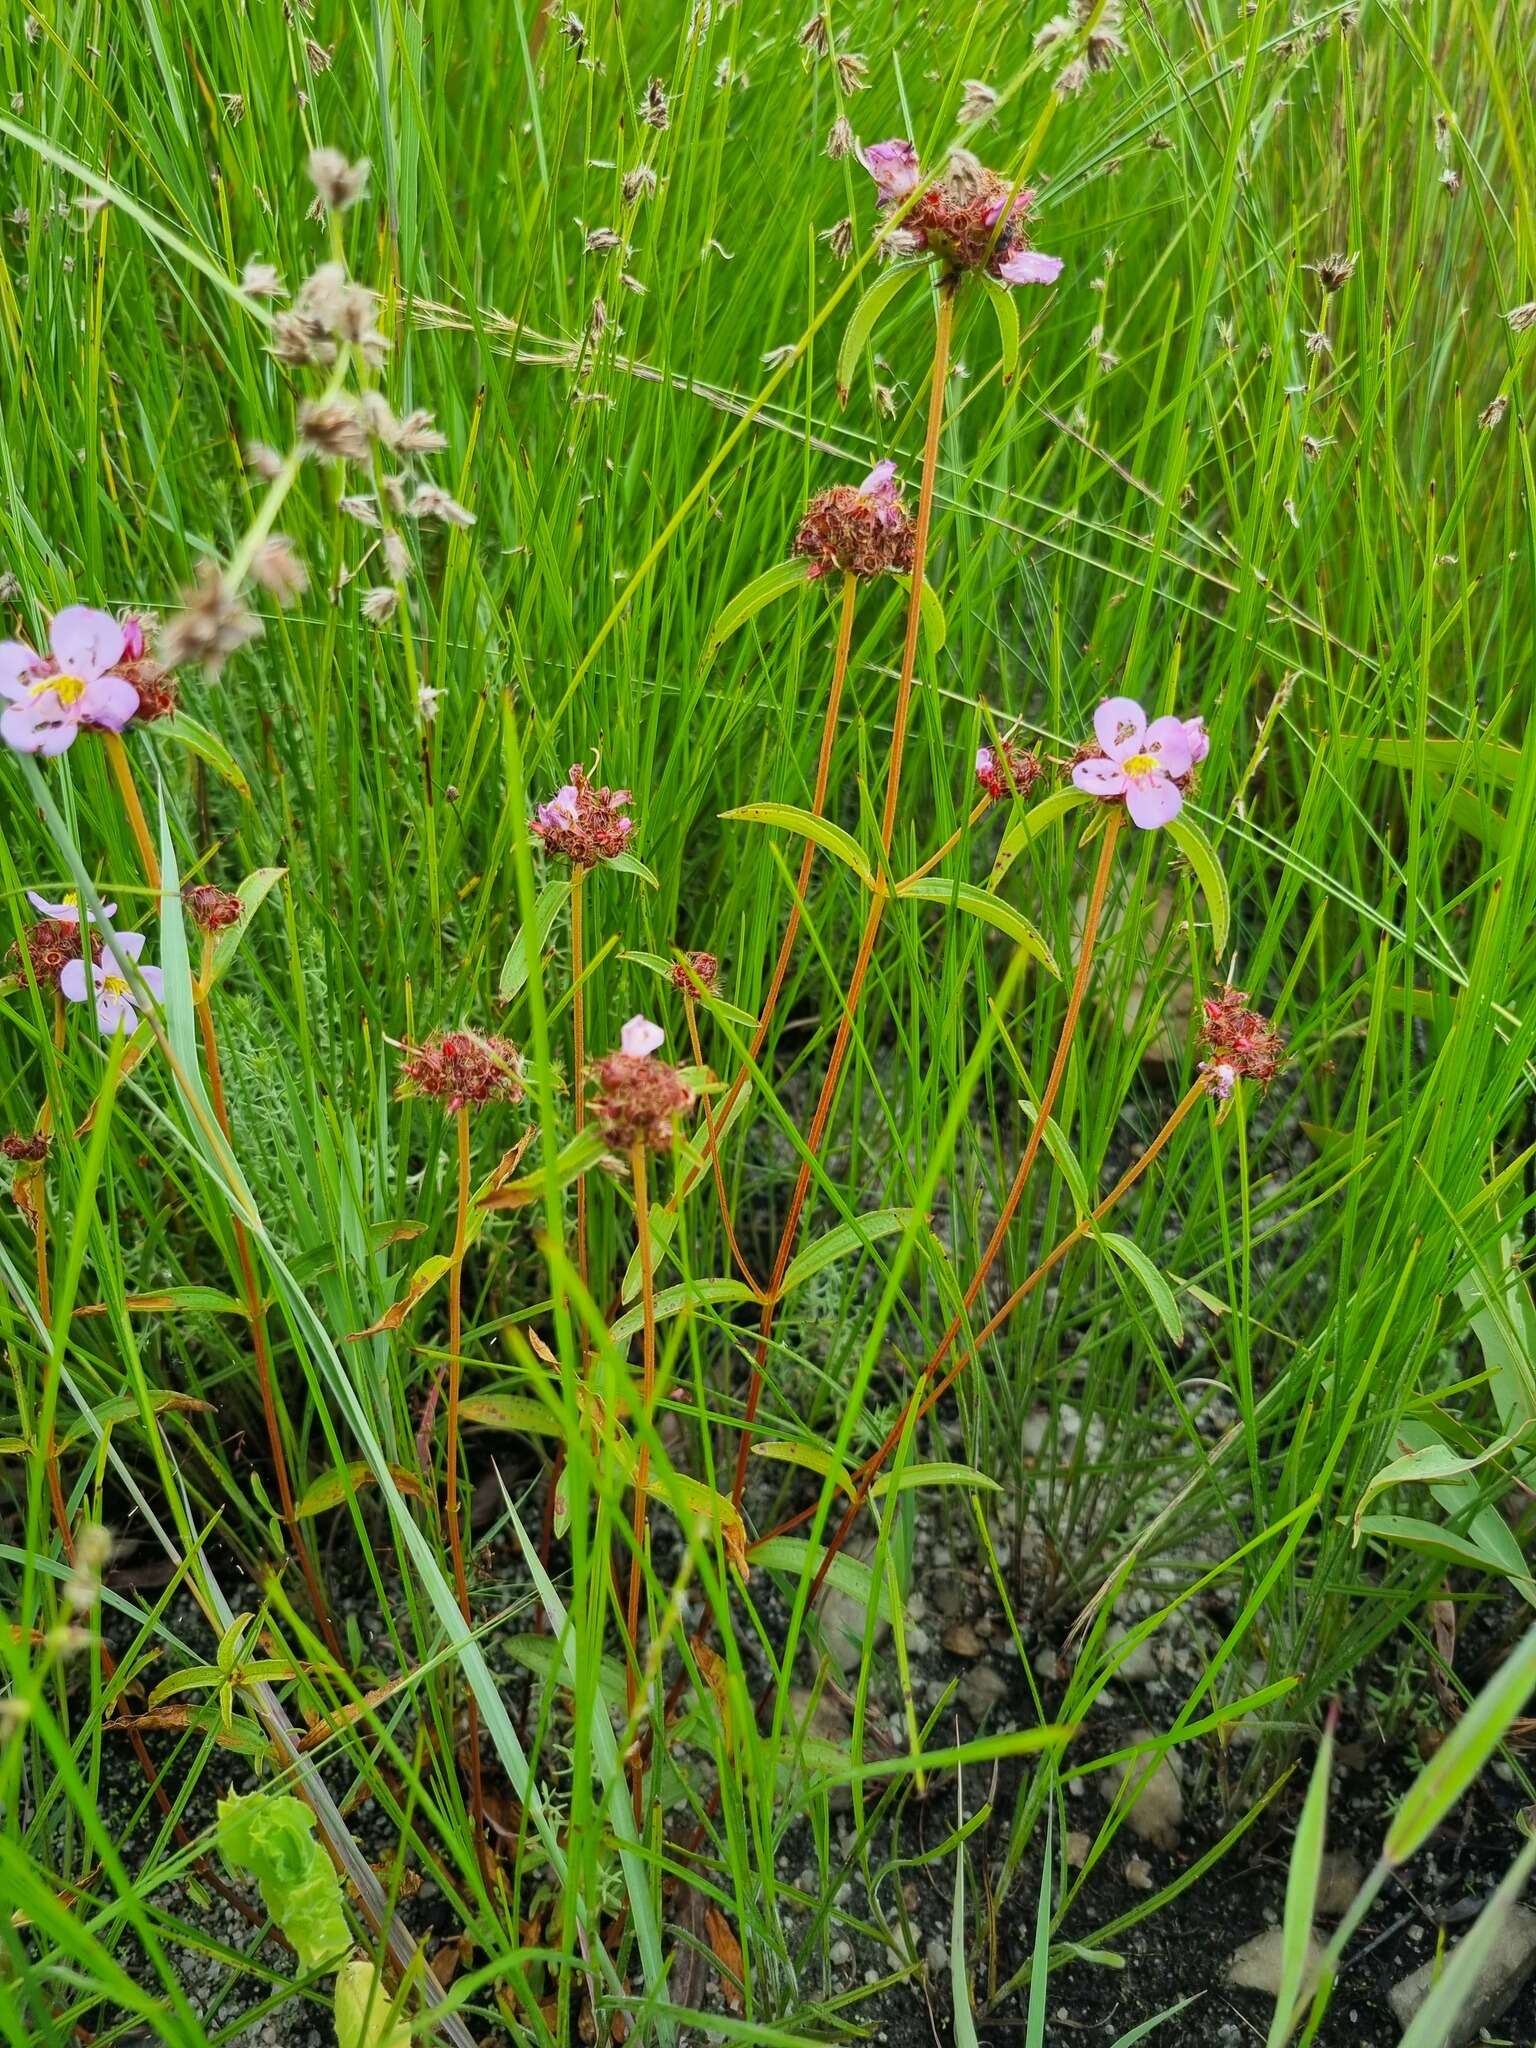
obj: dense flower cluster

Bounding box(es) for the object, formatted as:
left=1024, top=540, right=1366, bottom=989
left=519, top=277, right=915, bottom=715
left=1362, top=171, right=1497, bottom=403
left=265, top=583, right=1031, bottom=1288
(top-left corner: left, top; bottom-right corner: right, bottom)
left=530, top=764, right=636, bottom=868
left=589, top=1016, right=694, bottom=1152
left=793, top=461, right=917, bottom=581
left=1198, top=987, right=1285, bottom=1096
left=1071, top=697, right=1205, bottom=830
left=858, top=144, right=1063, bottom=288
left=183, top=884, right=244, bottom=934
left=9, top=890, right=111, bottom=989
left=975, top=739, right=1042, bottom=804
left=400, top=1030, right=525, bottom=1112
left=670, top=950, right=720, bottom=995
left=1, top=1131, right=49, bottom=1163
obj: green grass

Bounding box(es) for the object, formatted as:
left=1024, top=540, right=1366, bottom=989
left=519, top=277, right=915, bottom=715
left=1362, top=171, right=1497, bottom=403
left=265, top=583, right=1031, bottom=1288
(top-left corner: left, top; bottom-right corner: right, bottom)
left=2, top=0, right=1536, bottom=2041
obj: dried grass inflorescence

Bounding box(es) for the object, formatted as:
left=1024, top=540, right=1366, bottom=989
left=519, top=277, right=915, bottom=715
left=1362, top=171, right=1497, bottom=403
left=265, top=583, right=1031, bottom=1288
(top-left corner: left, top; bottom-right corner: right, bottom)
left=1199, top=987, right=1285, bottom=1095
left=400, top=1031, right=525, bottom=1113
left=793, top=461, right=916, bottom=581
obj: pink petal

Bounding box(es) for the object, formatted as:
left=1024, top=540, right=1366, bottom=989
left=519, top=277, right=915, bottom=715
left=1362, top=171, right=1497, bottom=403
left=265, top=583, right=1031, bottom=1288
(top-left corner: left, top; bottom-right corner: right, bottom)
left=81, top=674, right=140, bottom=733
left=59, top=958, right=89, bottom=1003
left=27, top=890, right=75, bottom=921
left=0, top=640, right=42, bottom=699
left=996, top=248, right=1064, bottom=287
left=857, top=138, right=920, bottom=202
left=97, top=991, right=136, bottom=1034
left=135, top=966, right=165, bottom=1002
left=2, top=695, right=75, bottom=755
left=858, top=459, right=898, bottom=500
left=1093, top=696, right=1145, bottom=760
left=1182, top=716, right=1210, bottom=766
left=621, top=1014, right=664, bottom=1057
left=1073, top=757, right=1128, bottom=797
left=1143, top=715, right=1193, bottom=777
left=50, top=605, right=125, bottom=682
left=112, top=930, right=148, bottom=964
left=1125, top=774, right=1183, bottom=830
left=975, top=746, right=995, bottom=776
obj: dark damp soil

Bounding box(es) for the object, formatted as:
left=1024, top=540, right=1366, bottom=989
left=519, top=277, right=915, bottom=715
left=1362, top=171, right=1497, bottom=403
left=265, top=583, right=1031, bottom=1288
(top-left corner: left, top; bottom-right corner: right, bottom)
left=72, top=1468, right=1536, bottom=2048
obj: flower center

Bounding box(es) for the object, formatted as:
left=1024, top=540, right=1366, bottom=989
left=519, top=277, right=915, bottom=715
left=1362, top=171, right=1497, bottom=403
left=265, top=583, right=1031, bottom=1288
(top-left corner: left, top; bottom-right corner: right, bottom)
left=61, top=892, right=78, bottom=911
left=1122, top=751, right=1158, bottom=778
left=32, top=671, right=87, bottom=707
left=101, top=975, right=130, bottom=999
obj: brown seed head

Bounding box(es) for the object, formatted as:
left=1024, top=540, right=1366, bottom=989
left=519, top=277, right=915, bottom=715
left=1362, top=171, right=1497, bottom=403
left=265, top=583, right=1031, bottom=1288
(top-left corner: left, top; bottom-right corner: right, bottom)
left=976, top=739, right=1043, bottom=804
left=2, top=1131, right=49, bottom=1163
left=182, top=884, right=244, bottom=934
left=11, top=918, right=96, bottom=990
left=589, top=1050, right=694, bottom=1152
left=794, top=476, right=916, bottom=581
left=670, top=950, right=720, bottom=995
left=1198, top=986, right=1285, bottom=1087
left=400, top=1030, right=525, bottom=1112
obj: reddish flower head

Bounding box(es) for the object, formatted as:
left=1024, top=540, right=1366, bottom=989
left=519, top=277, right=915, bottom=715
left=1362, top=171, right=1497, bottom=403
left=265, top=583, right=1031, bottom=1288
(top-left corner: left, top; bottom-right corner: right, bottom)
left=975, top=738, right=1043, bottom=804
left=182, top=884, right=244, bottom=934
left=589, top=1015, right=694, bottom=1152
left=1199, top=986, right=1284, bottom=1093
left=794, top=460, right=917, bottom=581
left=529, top=764, right=635, bottom=868
left=670, top=950, right=720, bottom=995
left=2, top=1131, right=50, bottom=1163
left=400, top=1030, right=525, bottom=1113
left=857, top=144, right=1064, bottom=289
left=10, top=905, right=107, bottom=991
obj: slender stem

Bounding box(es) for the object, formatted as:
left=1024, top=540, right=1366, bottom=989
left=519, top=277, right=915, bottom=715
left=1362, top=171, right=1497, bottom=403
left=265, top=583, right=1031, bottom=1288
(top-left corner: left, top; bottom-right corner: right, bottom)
left=571, top=868, right=589, bottom=1320
left=196, top=993, right=339, bottom=1657
left=683, top=993, right=761, bottom=1295
left=731, top=290, right=956, bottom=1511
left=792, top=1079, right=1208, bottom=1597
left=104, top=733, right=160, bottom=893
left=625, top=1140, right=656, bottom=1819
left=900, top=795, right=992, bottom=889
left=444, top=1105, right=490, bottom=1871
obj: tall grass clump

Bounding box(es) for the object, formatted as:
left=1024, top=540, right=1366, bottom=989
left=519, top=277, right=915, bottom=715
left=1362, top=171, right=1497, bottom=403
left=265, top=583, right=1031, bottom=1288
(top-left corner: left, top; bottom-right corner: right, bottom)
left=2, top=1, right=1535, bottom=2043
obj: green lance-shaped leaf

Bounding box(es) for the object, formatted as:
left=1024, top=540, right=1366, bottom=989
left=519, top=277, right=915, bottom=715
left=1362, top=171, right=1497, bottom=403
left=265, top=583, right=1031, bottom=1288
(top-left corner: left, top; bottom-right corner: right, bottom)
left=155, top=712, right=252, bottom=797
left=202, top=868, right=286, bottom=993
left=896, top=875, right=1059, bottom=975
left=217, top=1789, right=351, bottom=1972
left=703, top=557, right=812, bottom=662
left=498, top=876, right=570, bottom=1002
left=721, top=801, right=877, bottom=893
left=1163, top=812, right=1230, bottom=957
left=837, top=261, right=925, bottom=406
left=781, top=1206, right=918, bottom=1294
left=1100, top=1232, right=1184, bottom=1342
left=1266, top=1713, right=1334, bottom=2048
left=989, top=784, right=1096, bottom=889
left=1384, top=1618, right=1536, bottom=1864
left=893, top=574, right=947, bottom=654
left=982, top=274, right=1021, bottom=382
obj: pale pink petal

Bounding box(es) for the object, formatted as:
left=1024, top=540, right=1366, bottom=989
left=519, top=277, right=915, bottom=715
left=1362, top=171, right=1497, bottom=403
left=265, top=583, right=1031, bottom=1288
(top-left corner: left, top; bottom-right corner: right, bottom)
left=0, top=641, right=42, bottom=699
left=858, top=459, right=898, bottom=500
left=621, top=1014, right=665, bottom=1057
left=27, top=890, right=75, bottom=920
left=975, top=746, right=995, bottom=777
left=1072, top=757, right=1129, bottom=797
left=1182, top=716, right=1210, bottom=766
left=112, top=930, right=148, bottom=963
left=59, top=958, right=89, bottom=1003
left=49, top=605, right=125, bottom=682
left=135, top=966, right=164, bottom=1002
left=96, top=990, right=136, bottom=1034
left=1143, top=715, right=1193, bottom=777
left=2, top=694, right=74, bottom=755
left=80, top=674, right=140, bottom=733
left=1093, top=696, right=1145, bottom=760
left=1125, top=773, right=1183, bottom=830
left=996, top=248, right=1064, bottom=287
left=857, top=138, right=920, bottom=203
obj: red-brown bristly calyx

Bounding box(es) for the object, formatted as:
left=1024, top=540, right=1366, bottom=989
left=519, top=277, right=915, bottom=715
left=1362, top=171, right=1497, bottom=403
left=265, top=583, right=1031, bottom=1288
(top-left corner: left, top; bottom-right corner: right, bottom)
left=1198, top=986, right=1285, bottom=1096
left=670, top=950, right=720, bottom=994
left=11, top=919, right=97, bottom=990
left=858, top=143, right=1064, bottom=290
left=400, top=1030, right=526, bottom=1113
left=2, top=1132, right=49, bottom=1163
left=590, top=1015, right=695, bottom=1151
left=529, top=763, right=636, bottom=868
left=975, top=739, right=1043, bottom=804
left=183, top=884, right=244, bottom=933
left=794, top=460, right=917, bottom=581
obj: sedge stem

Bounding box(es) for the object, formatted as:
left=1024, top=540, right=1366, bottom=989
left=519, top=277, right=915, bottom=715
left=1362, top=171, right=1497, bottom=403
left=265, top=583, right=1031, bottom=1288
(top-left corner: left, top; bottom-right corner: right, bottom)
left=625, top=1139, right=657, bottom=1820
left=444, top=1105, right=490, bottom=1874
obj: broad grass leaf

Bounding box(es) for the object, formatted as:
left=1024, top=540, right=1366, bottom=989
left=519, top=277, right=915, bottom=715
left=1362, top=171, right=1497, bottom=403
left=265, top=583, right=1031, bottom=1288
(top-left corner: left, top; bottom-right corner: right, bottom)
left=702, top=557, right=811, bottom=661
left=897, top=876, right=1059, bottom=975
left=1267, top=1715, right=1334, bottom=2047
left=836, top=261, right=923, bottom=405
left=296, top=1461, right=427, bottom=1517
left=497, top=877, right=569, bottom=1002
left=870, top=1462, right=1002, bottom=1499
left=781, top=1207, right=916, bottom=1293
left=456, top=1393, right=564, bottom=1436
left=721, top=802, right=876, bottom=892
left=989, top=785, right=1096, bottom=888
left=1100, top=1233, right=1184, bottom=1342
left=155, top=713, right=251, bottom=797
left=607, top=1277, right=756, bottom=1347
left=1163, top=813, right=1230, bottom=956
left=1396, top=1835, right=1536, bottom=2048
left=983, top=273, right=1021, bottom=382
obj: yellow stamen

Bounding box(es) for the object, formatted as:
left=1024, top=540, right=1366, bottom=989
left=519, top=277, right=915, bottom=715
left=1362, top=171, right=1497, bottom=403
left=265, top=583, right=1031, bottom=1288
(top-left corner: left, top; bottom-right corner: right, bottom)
left=31, top=672, right=87, bottom=707
left=1122, top=752, right=1157, bottom=778
left=101, top=976, right=130, bottom=999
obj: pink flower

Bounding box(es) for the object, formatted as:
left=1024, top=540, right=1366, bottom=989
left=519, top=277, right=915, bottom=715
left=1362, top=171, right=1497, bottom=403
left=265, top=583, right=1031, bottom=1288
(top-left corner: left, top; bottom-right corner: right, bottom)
left=26, top=889, right=117, bottom=924
left=1071, top=695, right=1196, bottom=829
left=119, top=614, right=147, bottom=662
left=60, top=930, right=163, bottom=1035
left=858, top=138, right=921, bottom=205
left=1183, top=715, right=1210, bottom=766
left=621, top=1014, right=665, bottom=1057
left=996, top=246, right=1064, bottom=287
left=529, top=764, right=634, bottom=867
left=0, top=606, right=138, bottom=756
